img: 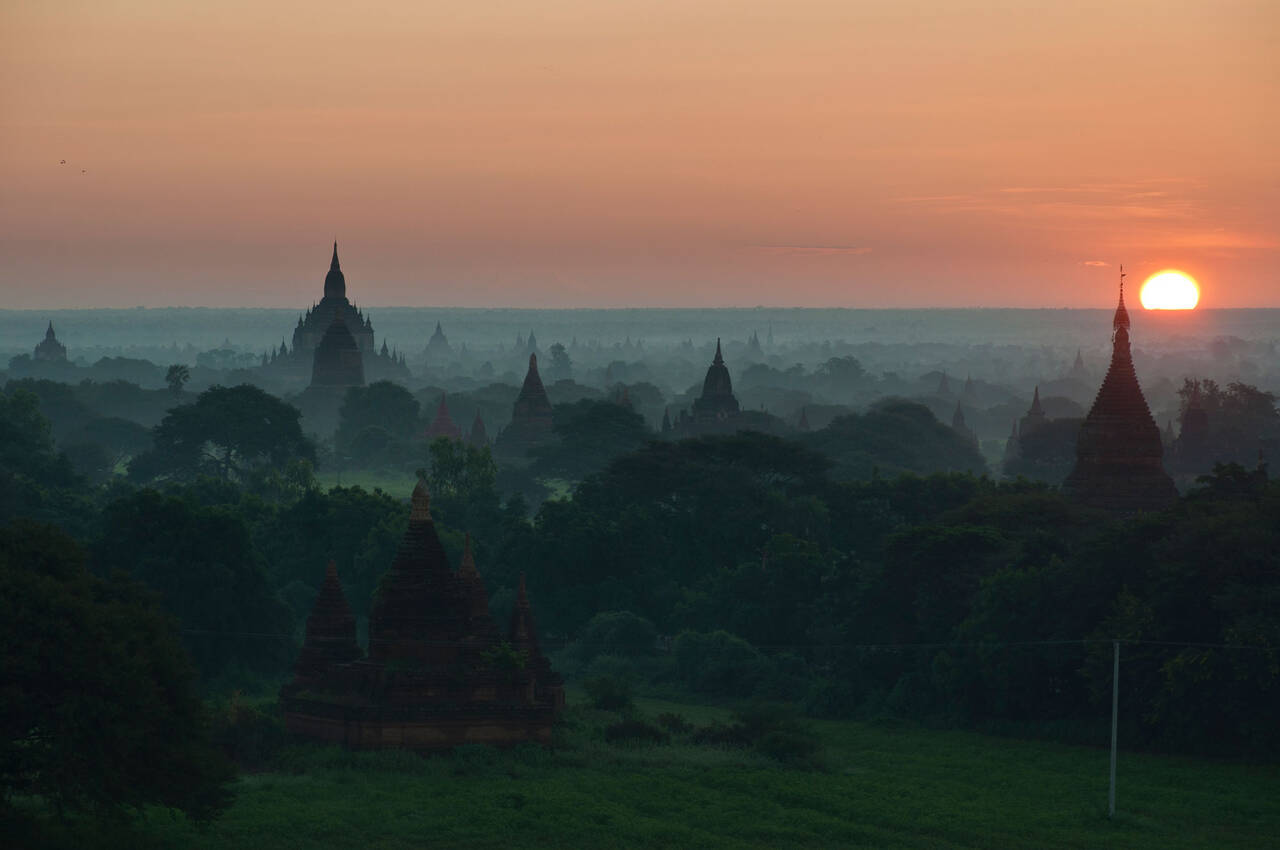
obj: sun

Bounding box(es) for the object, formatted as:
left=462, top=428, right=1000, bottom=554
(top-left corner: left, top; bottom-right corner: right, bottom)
left=1140, top=270, right=1200, bottom=310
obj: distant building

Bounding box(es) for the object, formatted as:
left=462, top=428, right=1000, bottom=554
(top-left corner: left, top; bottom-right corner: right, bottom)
left=496, top=354, right=555, bottom=456
left=1062, top=271, right=1177, bottom=512
left=34, top=321, right=67, bottom=362
left=281, top=483, right=563, bottom=749
left=272, top=243, right=407, bottom=383
left=673, top=339, right=744, bottom=436
left=951, top=402, right=979, bottom=450
left=468, top=411, right=489, bottom=448
left=1020, top=386, right=1048, bottom=436
left=425, top=321, right=453, bottom=364
left=424, top=393, right=463, bottom=441
left=310, top=308, right=365, bottom=389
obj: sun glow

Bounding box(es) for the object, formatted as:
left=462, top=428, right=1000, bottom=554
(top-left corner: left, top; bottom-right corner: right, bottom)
left=1140, top=271, right=1200, bottom=310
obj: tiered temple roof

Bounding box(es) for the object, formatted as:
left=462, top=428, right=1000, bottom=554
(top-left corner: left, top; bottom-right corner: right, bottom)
left=310, top=307, right=365, bottom=388
left=1062, top=271, right=1177, bottom=512
left=496, top=354, right=555, bottom=455
left=691, top=339, right=741, bottom=423
left=424, top=393, right=463, bottom=441
left=34, top=321, right=68, bottom=362
left=282, top=482, right=563, bottom=749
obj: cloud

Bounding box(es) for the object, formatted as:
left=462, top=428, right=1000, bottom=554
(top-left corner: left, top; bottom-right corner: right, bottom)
left=749, top=245, right=872, bottom=257
left=1082, top=260, right=1110, bottom=267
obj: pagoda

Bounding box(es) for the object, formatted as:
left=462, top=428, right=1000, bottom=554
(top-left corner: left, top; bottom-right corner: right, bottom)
left=424, top=393, right=463, bottom=441
left=34, top=322, right=68, bottom=362
left=672, top=338, right=744, bottom=436
left=281, top=482, right=563, bottom=749
left=691, top=339, right=741, bottom=423
left=496, top=354, right=554, bottom=455
left=310, top=308, right=365, bottom=388
left=1062, top=269, right=1177, bottom=512
left=292, top=243, right=375, bottom=356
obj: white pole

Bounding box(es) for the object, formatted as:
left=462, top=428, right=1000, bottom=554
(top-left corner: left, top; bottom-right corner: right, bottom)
left=1109, top=640, right=1119, bottom=818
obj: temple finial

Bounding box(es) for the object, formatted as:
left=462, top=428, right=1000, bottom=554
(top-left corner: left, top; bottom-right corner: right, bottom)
left=331, top=241, right=340, bottom=270
left=713, top=338, right=724, bottom=365
left=459, top=533, right=478, bottom=577
left=410, top=479, right=431, bottom=521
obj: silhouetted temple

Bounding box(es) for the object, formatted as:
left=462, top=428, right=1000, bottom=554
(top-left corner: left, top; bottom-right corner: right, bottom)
left=281, top=483, right=563, bottom=749
left=310, top=308, right=365, bottom=388
left=1020, top=386, right=1048, bottom=436
left=270, top=243, right=407, bottom=384
left=952, top=402, right=979, bottom=450
left=34, top=322, right=67, bottom=362
left=425, top=393, right=463, bottom=441
left=692, top=339, right=741, bottom=422
left=673, top=339, right=744, bottom=435
left=468, top=411, right=489, bottom=447
left=1062, top=272, right=1177, bottom=512
left=496, top=354, right=554, bottom=455
left=425, top=321, right=453, bottom=363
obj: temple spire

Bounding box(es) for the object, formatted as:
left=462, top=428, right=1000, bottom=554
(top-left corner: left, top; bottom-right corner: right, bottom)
left=1114, top=265, right=1130, bottom=332
left=410, top=479, right=431, bottom=522
left=459, top=533, right=478, bottom=578
left=713, top=337, right=724, bottom=366
left=331, top=241, right=340, bottom=270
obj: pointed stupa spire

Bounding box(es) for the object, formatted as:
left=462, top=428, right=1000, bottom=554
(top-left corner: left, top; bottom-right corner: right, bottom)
left=1114, top=265, right=1130, bottom=333
left=292, top=558, right=361, bottom=681
left=1029, top=385, right=1043, bottom=416
left=46, top=320, right=56, bottom=338
left=410, top=479, right=431, bottom=522
left=323, top=241, right=347, bottom=299
left=713, top=337, right=724, bottom=366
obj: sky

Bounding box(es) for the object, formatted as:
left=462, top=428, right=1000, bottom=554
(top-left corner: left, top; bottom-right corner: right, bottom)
left=1, top=0, right=1276, bottom=309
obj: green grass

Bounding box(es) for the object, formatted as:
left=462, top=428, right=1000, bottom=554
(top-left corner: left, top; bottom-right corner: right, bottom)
left=145, top=694, right=1279, bottom=850
left=314, top=469, right=418, bottom=495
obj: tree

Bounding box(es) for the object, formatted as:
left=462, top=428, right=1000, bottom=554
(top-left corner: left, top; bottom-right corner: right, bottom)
left=425, top=438, right=502, bottom=536
left=548, top=342, right=572, bottom=381
left=92, top=490, right=295, bottom=677
left=165, top=363, right=190, bottom=396
left=0, top=520, right=235, bottom=823
left=133, top=384, right=314, bottom=482
left=530, top=399, right=651, bottom=481
left=336, top=381, right=421, bottom=447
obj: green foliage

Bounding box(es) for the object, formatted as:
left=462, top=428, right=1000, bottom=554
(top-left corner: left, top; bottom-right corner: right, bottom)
left=0, top=521, right=235, bottom=823
left=583, top=675, right=635, bottom=711
left=92, top=489, right=295, bottom=678
left=165, top=364, right=190, bottom=395
left=336, top=381, right=421, bottom=449
left=576, top=610, right=658, bottom=662
left=530, top=399, right=651, bottom=481
left=134, top=384, right=314, bottom=483
left=479, top=641, right=529, bottom=671
left=603, top=717, right=669, bottom=745
left=804, top=399, right=988, bottom=480
left=672, top=630, right=775, bottom=697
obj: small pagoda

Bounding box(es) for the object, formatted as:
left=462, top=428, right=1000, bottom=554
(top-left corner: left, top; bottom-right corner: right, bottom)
left=281, top=482, right=563, bottom=749
left=1062, top=269, right=1177, bottom=512
left=495, top=353, right=555, bottom=455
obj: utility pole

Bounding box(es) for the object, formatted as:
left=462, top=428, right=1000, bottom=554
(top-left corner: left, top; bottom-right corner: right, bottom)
left=1109, top=640, right=1120, bottom=818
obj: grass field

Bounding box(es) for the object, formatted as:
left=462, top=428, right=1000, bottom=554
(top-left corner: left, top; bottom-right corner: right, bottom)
left=314, top=469, right=418, bottom=495
left=141, top=694, right=1280, bottom=850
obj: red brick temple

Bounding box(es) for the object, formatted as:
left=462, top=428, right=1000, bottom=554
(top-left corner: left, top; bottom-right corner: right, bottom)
left=1063, top=270, right=1178, bottom=512
left=281, top=482, right=563, bottom=749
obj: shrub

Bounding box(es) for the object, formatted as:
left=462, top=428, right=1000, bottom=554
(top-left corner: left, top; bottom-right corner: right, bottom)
left=577, top=610, right=659, bottom=662
left=584, top=674, right=634, bottom=711
left=604, top=718, right=669, bottom=745
left=656, top=712, right=693, bottom=734
left=672, top=630, right=775, bottom=697
left=210, top=694, right=290, bottom=770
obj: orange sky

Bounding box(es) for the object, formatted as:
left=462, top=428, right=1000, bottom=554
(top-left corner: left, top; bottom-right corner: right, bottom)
left=1, top=0, right=1276, bottom=308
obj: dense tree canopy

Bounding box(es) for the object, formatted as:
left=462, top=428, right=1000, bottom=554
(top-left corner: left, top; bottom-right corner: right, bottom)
left=131, top=384, right=314, bottom=483
left=0, top=521, right=235, bottom=822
